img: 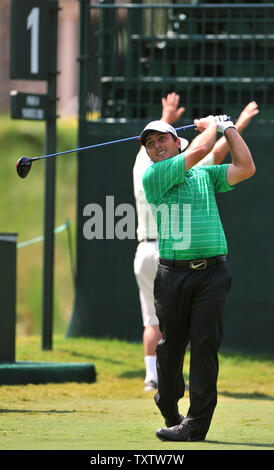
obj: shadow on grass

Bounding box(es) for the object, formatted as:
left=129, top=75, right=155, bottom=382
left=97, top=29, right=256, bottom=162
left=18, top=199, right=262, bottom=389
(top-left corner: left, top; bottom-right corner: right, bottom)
left=118, top=369, right=145, bottom=379
left=207, top=439, right=274, bottom=449
left=59, top=348, right=125, bottom=366
left=219, top=348, right=274, bottom=363
left=0, top=409, right=75, bottom=414
left=219, top=391, right=274, bottom=400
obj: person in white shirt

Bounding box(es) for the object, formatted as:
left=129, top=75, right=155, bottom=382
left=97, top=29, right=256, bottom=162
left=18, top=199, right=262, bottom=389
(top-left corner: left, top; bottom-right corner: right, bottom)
left=133, top=94, right=259, bottom=392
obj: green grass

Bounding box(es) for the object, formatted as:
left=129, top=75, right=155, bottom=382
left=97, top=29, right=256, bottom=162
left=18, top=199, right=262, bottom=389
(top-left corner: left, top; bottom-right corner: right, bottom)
left=0, top=336, right=273, bottom=450
left=0, top=114, right=78, bottom=335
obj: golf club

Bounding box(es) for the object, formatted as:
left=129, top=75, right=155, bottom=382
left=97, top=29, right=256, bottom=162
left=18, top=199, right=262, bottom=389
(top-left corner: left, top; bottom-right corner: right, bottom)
left=16, top=118, right=230, bottom=179
left=15, top=123, right=197, bottom=179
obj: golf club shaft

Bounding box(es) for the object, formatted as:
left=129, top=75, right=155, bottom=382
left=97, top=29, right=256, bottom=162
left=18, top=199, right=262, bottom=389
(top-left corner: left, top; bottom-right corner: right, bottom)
left=30, top=123, right=196, bottom=162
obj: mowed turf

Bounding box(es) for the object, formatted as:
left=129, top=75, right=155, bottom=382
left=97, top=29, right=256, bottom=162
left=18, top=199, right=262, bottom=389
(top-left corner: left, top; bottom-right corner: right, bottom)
left=0, top=336, right=273, bottom=450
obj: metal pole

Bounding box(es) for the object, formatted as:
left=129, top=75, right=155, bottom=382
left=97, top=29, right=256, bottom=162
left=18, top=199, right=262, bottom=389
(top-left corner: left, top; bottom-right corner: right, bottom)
left=42, top=3, right=59, bottom=350
left=42, top=97, right=56, bottom=350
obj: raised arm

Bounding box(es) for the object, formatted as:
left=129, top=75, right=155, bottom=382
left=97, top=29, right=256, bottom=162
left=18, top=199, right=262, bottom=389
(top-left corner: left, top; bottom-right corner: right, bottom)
left=213, top=102, right=259, bottom=164
left=184, top=116, right=217, bottom=171
left=215, top=115, right=256, bottom=185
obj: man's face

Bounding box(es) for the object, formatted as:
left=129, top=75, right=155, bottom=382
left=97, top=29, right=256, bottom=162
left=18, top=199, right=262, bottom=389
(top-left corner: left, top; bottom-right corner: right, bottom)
left=144, top=131, right=181, bottom=163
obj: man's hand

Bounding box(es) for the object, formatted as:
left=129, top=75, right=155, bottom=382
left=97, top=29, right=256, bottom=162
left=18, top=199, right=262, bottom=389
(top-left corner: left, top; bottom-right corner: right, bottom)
left=161, top=92, right=185, bottom=124
left=194, top=115, right=217, bottom=133
left=236, top=101, right=259, bottom=132
left=215, top=115, right=236, bottom=134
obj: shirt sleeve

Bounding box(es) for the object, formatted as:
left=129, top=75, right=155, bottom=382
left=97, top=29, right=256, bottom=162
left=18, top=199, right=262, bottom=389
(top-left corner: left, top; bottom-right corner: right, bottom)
left=195, top=151, right=214, bottom=167
left=204, top=163, right=234, bottom=193
left=142, top=153, right=186, bottom=204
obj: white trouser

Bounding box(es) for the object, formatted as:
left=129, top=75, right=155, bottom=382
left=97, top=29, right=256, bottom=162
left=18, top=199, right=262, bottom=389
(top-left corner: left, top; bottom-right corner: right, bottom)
left=134, top=240, right=159, bottom=326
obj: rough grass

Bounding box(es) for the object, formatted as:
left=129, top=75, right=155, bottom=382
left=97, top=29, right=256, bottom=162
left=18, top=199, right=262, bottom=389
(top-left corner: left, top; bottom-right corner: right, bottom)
left=0, top=336, right=273, bottom=451
left=0, top=115, right=78, bottom=335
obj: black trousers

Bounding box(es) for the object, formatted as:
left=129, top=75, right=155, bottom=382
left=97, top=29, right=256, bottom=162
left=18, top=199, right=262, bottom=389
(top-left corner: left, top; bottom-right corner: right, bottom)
left=153, top=260, right=232, bottom=434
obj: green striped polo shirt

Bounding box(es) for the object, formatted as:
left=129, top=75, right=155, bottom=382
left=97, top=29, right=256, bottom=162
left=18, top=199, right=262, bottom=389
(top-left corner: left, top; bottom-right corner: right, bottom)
left=142, top=152, right=234, bottom=260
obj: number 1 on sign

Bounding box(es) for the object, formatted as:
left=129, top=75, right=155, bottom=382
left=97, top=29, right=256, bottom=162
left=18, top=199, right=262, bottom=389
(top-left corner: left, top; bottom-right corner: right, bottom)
left=27, top=7, right=40, bottom=74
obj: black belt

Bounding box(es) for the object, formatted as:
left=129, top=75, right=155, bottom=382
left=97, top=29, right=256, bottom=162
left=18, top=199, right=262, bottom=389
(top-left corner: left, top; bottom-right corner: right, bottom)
left=140, top=238, right=157, bottom=242
left=159, top=255, right=227, bottom=270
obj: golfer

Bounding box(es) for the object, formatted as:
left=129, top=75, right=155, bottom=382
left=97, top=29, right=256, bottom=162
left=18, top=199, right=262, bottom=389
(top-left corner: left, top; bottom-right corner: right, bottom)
left=141, top=115, right=255, bottom=441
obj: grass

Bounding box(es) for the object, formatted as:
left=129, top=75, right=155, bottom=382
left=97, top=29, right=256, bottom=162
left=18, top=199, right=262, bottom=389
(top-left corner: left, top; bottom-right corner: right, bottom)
left=0, top=114, right=78, bottom=335
left=0, top=336, right=273, bottom=451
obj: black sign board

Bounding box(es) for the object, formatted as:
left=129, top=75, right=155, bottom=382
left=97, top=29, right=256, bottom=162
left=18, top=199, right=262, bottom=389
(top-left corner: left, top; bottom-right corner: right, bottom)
left=10, top=91, right=49, bottom=120
left=10, top=0, right=58, bottom=80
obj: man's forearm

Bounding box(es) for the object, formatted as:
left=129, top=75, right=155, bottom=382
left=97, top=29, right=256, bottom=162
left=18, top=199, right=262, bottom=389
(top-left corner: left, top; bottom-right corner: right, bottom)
left=184, top=123, right=217, bottom=170
left=195, top=123, right=217, bottom=156
left=212, top=120, right=248, bottom=164
left=225, top=128, right=256, bottom=185
left=225, top=128, right=253, bottom=168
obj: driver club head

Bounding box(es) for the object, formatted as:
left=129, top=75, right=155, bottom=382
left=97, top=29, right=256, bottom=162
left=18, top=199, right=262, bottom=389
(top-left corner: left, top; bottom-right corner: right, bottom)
left=16, top=156, right=32, bottom=178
